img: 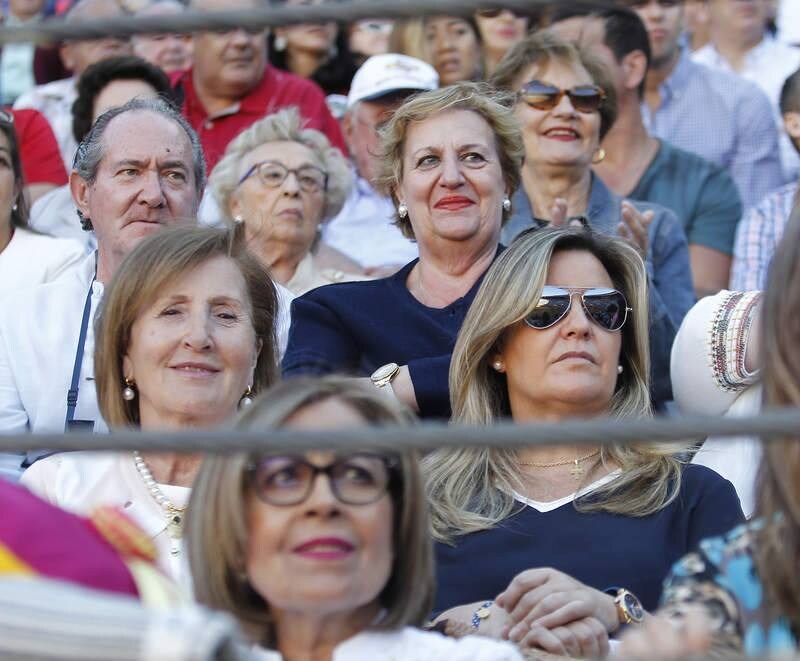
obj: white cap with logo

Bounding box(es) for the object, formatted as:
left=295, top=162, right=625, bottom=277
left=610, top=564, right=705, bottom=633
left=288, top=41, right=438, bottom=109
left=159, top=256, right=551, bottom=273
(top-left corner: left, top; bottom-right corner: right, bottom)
left=347, top=53, right=439, bottom=108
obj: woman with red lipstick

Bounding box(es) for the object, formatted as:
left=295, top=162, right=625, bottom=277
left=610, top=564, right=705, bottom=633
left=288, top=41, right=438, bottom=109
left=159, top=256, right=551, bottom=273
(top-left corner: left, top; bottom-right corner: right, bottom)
left=282, top=83, right=524, bottom=420
left=21, top=225, right=279, bottom=587
left=490, top=30, right=694, bottom=412
left=187, top=377, right=522, bottom=660
left=426, top=228, right=742, bottom=656
left=210, top=107, right=366, bottom=296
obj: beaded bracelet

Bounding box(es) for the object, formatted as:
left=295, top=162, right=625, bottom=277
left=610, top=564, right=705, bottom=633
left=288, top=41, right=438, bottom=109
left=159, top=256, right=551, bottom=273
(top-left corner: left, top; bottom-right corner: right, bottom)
left=471, top=600, right=494, bottom=630
left=707, top=291, right=762, bottom=392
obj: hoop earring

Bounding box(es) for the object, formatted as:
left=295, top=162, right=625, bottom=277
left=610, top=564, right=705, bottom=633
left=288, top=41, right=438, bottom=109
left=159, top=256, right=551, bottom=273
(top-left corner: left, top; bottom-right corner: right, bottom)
left=240, top=385, right=254, bottom=409
left=397, top=203, right=408, bottom=219
left=122, top=378, right=137, bottom=401
left=592, top=147, right=606, bottom=164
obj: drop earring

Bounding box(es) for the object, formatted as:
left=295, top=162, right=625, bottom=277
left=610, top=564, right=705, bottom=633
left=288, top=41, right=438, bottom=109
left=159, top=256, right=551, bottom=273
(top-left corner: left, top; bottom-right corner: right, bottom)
left=397, top=203, right=408, bottom=219
left=122, top=378, right=136, bottom=401
left=240, top=385, right=254, bottom=409
left=502, top=196, right=511, bottom=212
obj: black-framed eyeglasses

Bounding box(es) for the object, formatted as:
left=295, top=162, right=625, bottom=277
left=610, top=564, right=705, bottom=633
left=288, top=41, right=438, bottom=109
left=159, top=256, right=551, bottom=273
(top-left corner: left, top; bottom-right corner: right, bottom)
left=518, top=80, right=606, bottom=114
left=237, top=160, right=328, bottom=193
left=248, top=453, right=397, bottom=506
left=524, top=286, right=631, bottom=332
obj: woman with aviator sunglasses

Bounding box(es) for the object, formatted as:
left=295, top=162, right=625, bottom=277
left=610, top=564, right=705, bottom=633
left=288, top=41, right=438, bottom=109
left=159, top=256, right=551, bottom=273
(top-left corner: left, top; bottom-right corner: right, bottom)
left=425, top=228, right=743, bottom=657
left=186, top=376, right=522, bottom=660
left=489, top=30, right=694, bottom=411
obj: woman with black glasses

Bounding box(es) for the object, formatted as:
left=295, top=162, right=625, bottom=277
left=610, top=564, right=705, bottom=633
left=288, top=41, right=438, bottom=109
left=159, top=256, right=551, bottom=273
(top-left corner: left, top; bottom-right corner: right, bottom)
left=489, top=30, right=694, bottom=410
left=186, top=376, right=522, bottom=660
left=425, top=228, right=743, bottom=657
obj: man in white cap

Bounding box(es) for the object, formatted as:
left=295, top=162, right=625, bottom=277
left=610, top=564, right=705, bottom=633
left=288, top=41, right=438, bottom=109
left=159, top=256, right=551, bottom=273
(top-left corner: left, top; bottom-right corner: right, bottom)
left=321, top=54, right=438, bottom=274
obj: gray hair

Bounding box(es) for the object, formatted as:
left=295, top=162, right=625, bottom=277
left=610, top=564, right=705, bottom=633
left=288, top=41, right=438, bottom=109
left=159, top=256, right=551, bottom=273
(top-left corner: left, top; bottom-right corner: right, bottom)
left=73, top=97, right=207, bottom=231
left=210, top=107, right=351, bottom=226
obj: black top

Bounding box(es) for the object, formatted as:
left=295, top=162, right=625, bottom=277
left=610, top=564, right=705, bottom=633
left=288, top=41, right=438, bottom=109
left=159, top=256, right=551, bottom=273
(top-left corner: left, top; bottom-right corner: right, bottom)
left=281, top=256, right=495, bottom=419
left=433, top=464, right=745, bottom=614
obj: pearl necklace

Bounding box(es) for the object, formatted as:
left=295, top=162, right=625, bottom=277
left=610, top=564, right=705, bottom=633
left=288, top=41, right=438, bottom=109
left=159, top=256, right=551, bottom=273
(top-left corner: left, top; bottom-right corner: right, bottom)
left=132, top=451, right=186, bottom=556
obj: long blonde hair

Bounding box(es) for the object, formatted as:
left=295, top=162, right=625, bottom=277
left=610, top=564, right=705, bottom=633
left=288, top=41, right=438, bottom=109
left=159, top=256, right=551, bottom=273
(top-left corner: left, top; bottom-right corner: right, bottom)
left=425, top=228, right=688, bottom=543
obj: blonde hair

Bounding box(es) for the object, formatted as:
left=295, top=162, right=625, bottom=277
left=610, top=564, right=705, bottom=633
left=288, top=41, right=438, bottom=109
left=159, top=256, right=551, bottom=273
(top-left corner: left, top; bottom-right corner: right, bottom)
left=425, top=228, right=688, bottom=543
left=94, top=225, right=279, bottom=428
left=210, top=107, right=352, bottom=225
left=186, top=376, right=434, bottom=645
left=374, top=82, right=524, bottom=239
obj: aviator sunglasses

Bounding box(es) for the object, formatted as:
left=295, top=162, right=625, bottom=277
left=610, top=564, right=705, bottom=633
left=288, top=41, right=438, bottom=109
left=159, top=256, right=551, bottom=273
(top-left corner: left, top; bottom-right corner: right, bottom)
left=518, top=80, right=606, bottom=114
left=524, top=286, right=631, bottom=332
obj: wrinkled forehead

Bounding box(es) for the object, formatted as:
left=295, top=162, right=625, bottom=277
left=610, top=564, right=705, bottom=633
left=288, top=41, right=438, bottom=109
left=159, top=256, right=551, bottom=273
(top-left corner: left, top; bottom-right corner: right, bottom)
left=98, top=110, right=194, bottom=169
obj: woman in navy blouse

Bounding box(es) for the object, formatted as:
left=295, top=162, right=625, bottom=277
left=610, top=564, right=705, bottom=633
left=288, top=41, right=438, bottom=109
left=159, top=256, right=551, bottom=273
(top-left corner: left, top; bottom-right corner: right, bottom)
left=281, top=82, right=524, bottom=419
left=426, top=228, right=743, bottom=656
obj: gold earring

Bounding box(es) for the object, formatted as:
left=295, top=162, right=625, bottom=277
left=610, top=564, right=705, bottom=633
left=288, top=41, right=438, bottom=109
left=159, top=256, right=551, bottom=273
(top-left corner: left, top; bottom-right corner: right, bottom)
left=592, top=147, right=606, bottom=164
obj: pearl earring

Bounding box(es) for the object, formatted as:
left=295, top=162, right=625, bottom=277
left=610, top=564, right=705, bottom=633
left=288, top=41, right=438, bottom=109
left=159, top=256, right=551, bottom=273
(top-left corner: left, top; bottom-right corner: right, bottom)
left=617, top=365, right=624, bottom=374
left=492, top=360, right=504, bottom=372
left=122, top=378, right=136, bottom=401
left=240, top=385, right=254, bottom=409
left=397, top=203, right=408, bottom=219
left=502, top=196, right=511, bottom=212
left=233, top=215, right=244, bottom=224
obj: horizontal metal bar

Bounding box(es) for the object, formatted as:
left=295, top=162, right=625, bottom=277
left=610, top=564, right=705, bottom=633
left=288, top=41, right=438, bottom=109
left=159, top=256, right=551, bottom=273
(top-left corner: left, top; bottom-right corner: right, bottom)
left=0, top=407, right=796, bottom=454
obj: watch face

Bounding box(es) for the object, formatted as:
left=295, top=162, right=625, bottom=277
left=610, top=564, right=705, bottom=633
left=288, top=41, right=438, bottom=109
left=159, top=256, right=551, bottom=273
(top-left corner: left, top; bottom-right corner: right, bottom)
left=623, top=592, right=644, bottom=621
left=372, top=363, right=398, bottom=381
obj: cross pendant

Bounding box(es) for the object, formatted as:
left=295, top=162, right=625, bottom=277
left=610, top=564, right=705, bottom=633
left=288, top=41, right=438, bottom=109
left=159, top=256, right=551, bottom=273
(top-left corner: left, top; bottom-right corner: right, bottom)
left=570, top=460, right=584, bottom=479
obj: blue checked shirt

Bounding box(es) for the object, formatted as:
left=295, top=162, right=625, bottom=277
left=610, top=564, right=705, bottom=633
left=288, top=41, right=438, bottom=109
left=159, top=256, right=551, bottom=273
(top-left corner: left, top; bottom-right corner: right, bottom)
left=642, top=51, right=783, bottom=212
left=730, top=181, right=798, bottom=291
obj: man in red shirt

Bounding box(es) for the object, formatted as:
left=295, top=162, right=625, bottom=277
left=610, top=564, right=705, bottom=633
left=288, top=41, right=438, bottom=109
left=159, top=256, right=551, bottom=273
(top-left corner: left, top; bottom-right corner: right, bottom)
left=175, top=0, right=345, bottom=172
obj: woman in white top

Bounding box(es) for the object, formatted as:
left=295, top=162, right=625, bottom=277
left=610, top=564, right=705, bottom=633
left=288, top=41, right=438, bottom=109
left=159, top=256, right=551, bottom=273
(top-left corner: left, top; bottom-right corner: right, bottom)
left=210, top=107, right=366, bottom=296
left=0, top=110, right=84, bottom=297
left=21, top=225, right=279, bottom=585
left=187, top=376, right=521, bottom=661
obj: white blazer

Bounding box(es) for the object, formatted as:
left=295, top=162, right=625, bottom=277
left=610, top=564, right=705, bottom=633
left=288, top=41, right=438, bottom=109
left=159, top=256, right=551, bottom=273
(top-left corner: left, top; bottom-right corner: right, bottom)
left=0, top=227, right=85, bottom=297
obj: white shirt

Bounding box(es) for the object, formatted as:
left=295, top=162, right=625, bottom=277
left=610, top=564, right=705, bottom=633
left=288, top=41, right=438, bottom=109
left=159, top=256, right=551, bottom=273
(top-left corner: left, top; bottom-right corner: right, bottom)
left=252, top=627, right=523, bottom=661
left=778, top=0, right=800, bottom=45
left=21, top=451, right=191, bottom=588
left=13, top=77, right=78, bottom=171
left=0, top=227, right=85, bottom=297
left=693, top=37, right=800, bottom=183
left=322, top=174, right=418, bottom=270
left=29, top=184, right=97, bottom=254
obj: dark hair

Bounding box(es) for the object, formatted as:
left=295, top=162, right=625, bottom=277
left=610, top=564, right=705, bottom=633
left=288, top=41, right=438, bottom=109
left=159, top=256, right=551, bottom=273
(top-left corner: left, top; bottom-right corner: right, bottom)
left=72, top=55, right=175, bottom=144
left=0, top=117, right=30, bottom=229
left=550, top=4, right=651, bottom=98
left=780, top=67, right=800, bottom=115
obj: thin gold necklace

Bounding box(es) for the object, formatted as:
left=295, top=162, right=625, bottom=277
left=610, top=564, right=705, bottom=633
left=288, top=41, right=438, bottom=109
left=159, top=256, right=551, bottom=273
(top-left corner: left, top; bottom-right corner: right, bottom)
left=518, top=449, right=601, bottom=480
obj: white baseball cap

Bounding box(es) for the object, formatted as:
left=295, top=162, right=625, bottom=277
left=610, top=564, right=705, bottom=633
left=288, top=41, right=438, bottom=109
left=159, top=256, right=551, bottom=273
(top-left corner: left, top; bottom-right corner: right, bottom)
left=347, top=53, right=439, bottom=108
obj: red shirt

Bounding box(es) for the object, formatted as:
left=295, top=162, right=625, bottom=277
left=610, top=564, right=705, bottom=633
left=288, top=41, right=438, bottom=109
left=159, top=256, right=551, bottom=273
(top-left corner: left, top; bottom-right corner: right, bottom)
left=12, top=108, right=69, bottom=185
left=176, top=65, right=346, bottom=173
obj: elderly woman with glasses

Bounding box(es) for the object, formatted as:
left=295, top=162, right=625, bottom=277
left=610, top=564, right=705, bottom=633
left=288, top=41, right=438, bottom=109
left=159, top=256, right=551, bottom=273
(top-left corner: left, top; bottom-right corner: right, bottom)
left=210, top=107, right=365, bottom=296
left=186, top=376, right=522, bottom=660
left=425, top=228, right=743, bottom=657
left=489, top=30, right=694, bottom=410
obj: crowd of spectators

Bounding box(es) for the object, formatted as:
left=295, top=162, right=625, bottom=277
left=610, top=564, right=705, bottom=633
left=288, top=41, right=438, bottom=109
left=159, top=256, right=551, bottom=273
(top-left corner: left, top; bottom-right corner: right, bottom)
left=0, top=0, right=799, bottom=659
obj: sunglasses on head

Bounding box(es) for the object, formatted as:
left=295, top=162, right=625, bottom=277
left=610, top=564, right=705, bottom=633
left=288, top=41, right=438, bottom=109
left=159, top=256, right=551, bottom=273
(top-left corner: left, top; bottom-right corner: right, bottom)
left=524, top=286, right=631, bottom=332
left=623, top=0, right=682, bottom=8
left=518, top=80, right=606, bottom=114
left=477, top=7, right=524, bottom=18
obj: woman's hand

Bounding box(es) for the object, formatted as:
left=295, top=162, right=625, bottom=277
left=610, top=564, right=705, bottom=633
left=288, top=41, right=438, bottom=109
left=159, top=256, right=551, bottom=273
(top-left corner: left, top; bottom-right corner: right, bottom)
left=513, top=616, right=609, bottom=658
left=496, top=568, right=619, bottom=641
left=617, top=202, right=654, bottom=257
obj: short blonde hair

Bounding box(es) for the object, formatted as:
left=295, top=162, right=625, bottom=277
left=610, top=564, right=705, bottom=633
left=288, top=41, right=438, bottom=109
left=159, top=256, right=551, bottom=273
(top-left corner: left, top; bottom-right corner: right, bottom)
left=425, top=228, right=690, bottom=543
left=210, top=107, right=352, bottom=225
left=186, top=376, right=434, bottom=645
left=94, top=225, right=279, bottom=428
left=374, top=82, right=524, bottom=239
left=490, top=29, right=618, bottom=141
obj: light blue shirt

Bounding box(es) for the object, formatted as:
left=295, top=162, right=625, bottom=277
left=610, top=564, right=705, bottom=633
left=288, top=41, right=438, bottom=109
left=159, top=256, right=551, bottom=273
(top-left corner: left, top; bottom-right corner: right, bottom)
left=641, top=51, right=783, bottom=211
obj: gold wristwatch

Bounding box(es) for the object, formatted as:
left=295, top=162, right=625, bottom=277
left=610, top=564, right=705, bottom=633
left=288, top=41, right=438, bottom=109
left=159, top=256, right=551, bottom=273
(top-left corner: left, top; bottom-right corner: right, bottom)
left=612, top=588, right=644, bottom=626
left=370, top=362, right=400, bottom=392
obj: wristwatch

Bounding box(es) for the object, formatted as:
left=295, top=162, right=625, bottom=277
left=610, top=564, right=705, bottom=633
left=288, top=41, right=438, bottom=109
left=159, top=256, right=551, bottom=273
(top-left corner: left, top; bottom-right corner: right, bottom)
left=610, top=588, right=644, bottom=626
left=370, top=362, right=400, bottom=392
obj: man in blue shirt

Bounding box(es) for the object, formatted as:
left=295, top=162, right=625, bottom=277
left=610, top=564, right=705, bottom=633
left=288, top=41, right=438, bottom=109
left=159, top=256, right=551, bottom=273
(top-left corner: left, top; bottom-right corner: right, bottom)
left=628, top=0, right=783, bottom=212
left=552, top=6, right=742, bottom=297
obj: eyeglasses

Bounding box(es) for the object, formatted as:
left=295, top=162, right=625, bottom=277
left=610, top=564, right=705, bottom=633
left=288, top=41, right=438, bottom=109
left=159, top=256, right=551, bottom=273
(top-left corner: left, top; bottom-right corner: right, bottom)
left=353, top=19, right=394, bottom=34
left=237, top=160, right=328, bottom=193
left=476, top=7, right=524, bottom=18
left=518, top=80, right=606, bottom=114
left=0, top=109, right=14, bottom=125
left=622, top=0, right=682, bottom=8
left=249, top=453, right=397, bottom=506
left=524, top=286, right=631, bottom=331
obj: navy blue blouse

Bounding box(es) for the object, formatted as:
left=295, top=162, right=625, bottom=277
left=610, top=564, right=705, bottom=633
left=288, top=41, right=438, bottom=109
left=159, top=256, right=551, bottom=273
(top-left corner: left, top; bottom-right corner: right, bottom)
left=282, top=257, right=494, bottom=419
left=434, top=464, right=745, bottom=614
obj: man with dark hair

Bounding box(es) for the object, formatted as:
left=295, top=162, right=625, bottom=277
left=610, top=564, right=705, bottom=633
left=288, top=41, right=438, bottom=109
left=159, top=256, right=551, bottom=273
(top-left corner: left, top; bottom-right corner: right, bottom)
left=553, top=6, right=742, bottom=297
left=731, top=68, right=800, bottom=290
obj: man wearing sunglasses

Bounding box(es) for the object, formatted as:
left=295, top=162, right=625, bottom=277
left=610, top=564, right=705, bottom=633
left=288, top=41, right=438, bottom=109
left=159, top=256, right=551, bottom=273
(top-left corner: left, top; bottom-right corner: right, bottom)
left=625, top=0, right=782, bottom=212
left=552, top=6, right=742, bottom=298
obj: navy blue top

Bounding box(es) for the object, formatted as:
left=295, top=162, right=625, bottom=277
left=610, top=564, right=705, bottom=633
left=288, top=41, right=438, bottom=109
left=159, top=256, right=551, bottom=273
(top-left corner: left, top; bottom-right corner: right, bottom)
left=434, top=465, right=744, bottom=614
left=282, top=256, right=495, bottom=419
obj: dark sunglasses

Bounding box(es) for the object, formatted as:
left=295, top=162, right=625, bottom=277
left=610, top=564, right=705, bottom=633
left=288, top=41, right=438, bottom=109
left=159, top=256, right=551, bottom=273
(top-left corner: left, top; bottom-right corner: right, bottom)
left=518, top=80, right=606, bottom=114
left=476, top=7, right=524, bottom=18
left=622, top=0, right=682, bottom=8
left=524, top=286, right=631, bottom=332
left=249, top=453, right=397, bottom=507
